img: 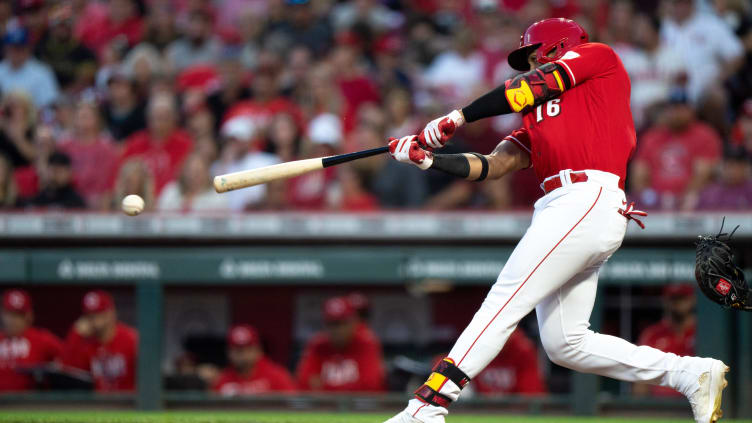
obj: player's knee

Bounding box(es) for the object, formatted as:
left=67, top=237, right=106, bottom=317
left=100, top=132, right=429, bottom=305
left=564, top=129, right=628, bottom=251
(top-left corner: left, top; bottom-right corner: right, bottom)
left=540, top=330, right=588, bottom=368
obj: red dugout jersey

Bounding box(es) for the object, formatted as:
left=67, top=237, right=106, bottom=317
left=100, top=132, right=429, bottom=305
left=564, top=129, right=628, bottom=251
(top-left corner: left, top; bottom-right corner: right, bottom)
left=638, top=320, right=695, bottom=397
left=473, top=329, right=545, bottom=395
left=0, top=327, right=63, bottom=391
left=296, top=330, right=386, bottom=392
left=62, top=323, right=138, bottom=392
left=213, top=357, right=296, bottom=395
left=508, top=43, right=636, bottom=189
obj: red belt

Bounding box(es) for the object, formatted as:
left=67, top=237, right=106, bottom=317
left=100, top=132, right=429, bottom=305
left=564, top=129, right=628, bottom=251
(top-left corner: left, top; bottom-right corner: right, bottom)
left=542, top=171, right=589, bottom=194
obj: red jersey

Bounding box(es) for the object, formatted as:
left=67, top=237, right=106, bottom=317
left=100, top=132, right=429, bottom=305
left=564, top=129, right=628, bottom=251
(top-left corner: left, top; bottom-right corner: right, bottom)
left=633, top=122, right=722, bottom=196
left=118, top=129, right=193, bottom=195
left=510, top=43, right=636, bottom=189
left=213, top=357, right=296, bottom=395
left=638, top=319, right=696, bottom=397
left=59, top=137, right=119, bottom=207
left=222, top=98, right=304, bottom=133
left=62, top=323, right=138, bottom=392
left=296, top=330, right=385, bottom=392
left=0, top=327, right=63, bottom=391
left=473, top=329, right=545, bottom=395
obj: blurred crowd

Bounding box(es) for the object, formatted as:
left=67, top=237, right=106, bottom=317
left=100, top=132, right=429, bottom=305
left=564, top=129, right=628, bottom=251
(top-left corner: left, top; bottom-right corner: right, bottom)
left=0, top=286, right=696, bottom=396
left=0, top=0, right=750, bottom=212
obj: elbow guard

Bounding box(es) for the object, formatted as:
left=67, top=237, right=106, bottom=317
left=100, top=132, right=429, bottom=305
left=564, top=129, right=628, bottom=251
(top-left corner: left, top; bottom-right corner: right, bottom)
left=504, top=62, right=572, bottom=113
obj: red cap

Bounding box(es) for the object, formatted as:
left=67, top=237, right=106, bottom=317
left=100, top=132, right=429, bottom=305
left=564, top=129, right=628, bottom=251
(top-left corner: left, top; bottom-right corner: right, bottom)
left=82, top=290, right=114, bottom=314
left=323, top=296, right=355, bottom=322
left=347, top=292, right=369, bottom=313
left=227, top=324, right=259, bottom=348
left=2, top=289, right=32, bottom=313
left=663, top=284, right=695, bottom=298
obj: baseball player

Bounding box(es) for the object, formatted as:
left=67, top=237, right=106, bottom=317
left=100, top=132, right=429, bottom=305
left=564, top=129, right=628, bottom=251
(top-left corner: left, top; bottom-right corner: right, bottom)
left=0, top=289, right=63, bottom=391
left=297, top=296, right=386, bottom=392
left=62, top=290, right=138, bottom=392
left=386, top=18, right=727, bottom=423
left=213, top=324, right=296, bottom=395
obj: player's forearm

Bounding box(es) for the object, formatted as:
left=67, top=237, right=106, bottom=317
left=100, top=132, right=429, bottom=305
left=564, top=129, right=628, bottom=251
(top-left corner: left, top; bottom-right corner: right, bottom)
left=436, top=138, right=528, bottom=180
left=430, top=153, right=489, bottom=181
left=430, top=152, right=519, bottom=181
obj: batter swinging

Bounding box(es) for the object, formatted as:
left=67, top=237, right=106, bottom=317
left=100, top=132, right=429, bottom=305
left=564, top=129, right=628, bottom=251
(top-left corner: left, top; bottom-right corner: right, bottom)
left=385, top=18, right=728, bottom=423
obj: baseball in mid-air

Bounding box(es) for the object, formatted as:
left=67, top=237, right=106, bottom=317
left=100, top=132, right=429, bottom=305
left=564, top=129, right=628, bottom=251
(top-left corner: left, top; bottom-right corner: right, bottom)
left=122, top=194, right=145, bottom=216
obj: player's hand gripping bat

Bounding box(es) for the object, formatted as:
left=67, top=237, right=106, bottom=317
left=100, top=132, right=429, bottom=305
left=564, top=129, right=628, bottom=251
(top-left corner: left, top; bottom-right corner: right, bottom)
left=214, top=146, right=388, bottom=193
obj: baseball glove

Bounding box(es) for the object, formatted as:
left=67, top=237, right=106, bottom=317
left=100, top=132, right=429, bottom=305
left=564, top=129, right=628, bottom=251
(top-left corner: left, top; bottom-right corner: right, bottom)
left=695, top=219, right=750, bottom=311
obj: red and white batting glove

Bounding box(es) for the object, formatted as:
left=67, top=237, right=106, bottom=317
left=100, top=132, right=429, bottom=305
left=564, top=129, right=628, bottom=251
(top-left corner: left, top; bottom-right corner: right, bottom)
left=388, top=136, right=433, bottom=170
left=418, top=109, right=465, bottom=149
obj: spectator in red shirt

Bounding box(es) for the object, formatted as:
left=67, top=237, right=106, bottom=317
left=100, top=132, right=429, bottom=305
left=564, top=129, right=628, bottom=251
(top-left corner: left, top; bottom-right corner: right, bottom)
left=0, top=289, right=63, bottom=391
left=472, top=329, right=546, bottom=395
left=58, top=100, right=118, bottom=209
left=634, top=284, right=696, bottom=397
left=731, top=99, right=752, bottom=152
left=212, top=324, right=296, bottom=396
left=118, top=93, right=193, bottom=195
left=296, top=296, right=386, bottom=392
left=331, top=40, right=380, bottom=133
left=286, top=114, right=341, bottom=210
left=696, top=146, right=752, bottom=210
left=77, top=0, right=144, bottom=57
left=62, top=290, right=138, bottom=392
left=222, top=67, right=304, bottom=137
left=629, top=91, right=723, bottom=210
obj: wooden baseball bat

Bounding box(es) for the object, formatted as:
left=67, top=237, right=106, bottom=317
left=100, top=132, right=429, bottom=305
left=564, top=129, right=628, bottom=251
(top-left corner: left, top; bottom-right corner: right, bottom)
left=214, top=146, right=389, bottom=193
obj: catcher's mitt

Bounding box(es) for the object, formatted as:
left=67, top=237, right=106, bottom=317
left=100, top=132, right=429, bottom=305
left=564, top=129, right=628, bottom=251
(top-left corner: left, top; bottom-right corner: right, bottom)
left=695, top=219, right=750, bottom=311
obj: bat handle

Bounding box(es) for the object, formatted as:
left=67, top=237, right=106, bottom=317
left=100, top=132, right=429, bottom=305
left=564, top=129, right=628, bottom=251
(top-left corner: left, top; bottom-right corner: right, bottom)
left=321, top=146, right=389, bottom=168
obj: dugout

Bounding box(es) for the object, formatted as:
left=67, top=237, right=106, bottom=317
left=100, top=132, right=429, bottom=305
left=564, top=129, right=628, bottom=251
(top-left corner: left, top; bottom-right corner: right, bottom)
left=0, top=211, right=749, bottom=419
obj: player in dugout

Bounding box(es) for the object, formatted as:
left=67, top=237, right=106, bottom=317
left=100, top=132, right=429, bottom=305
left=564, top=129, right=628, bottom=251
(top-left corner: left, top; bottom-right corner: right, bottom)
left=635, top=283, right=697, bottom=397
left=62, top=290, right=138, bottom=392
left=346, top=292, right=380, bottom=346
left=385, top=18, right=727, bottom=423
left=297, top=296, right=385, bottom=392
left=0, top=289, right=63, bottom=391
left=429, top=328, right=545, bottom=397
left=212, top=324, right=296, bottom=395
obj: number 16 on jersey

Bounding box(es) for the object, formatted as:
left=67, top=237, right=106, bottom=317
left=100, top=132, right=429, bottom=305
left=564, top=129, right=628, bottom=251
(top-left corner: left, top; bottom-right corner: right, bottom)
left=536, top=99, right=561, bottom=123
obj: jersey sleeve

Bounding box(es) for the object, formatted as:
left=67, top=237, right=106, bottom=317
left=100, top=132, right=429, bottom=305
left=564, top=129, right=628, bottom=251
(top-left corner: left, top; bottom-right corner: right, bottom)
left=61, top=328, right=91, bottom=371
left=43, top=330, right=64, bottom=362
left=295, top=339, right=323, bottom=391
left=270, top=364, right=297, bottom=392
left=503, top=128, right=532, bottom=165
left=211, top=370, right=231, bottom=392
left=692, top=125, right=722, bottom=161
left=555, top=43, right=619, bottom=87
left=710, top=19, right=743, bottom=62
left=355, top=336, right=386, bottom=392
left=637, top=325, right=658, bottom=347
left=511, top=335, right=545, bottom=394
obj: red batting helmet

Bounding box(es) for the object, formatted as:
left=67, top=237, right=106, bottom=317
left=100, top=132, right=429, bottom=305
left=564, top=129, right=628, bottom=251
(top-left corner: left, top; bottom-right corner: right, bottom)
left=508, top=18, right=589, bottom=72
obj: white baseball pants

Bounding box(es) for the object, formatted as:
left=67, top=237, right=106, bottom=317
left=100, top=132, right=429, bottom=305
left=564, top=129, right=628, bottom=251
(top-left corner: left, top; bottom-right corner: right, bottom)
left=407, top=170, right=702, bottom=420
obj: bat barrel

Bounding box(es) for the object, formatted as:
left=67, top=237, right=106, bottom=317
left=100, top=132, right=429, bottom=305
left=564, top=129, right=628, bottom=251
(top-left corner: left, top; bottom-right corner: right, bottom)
left=213, top=158, right=324, bottom=193
left=214, top=147, right=389, bottom=193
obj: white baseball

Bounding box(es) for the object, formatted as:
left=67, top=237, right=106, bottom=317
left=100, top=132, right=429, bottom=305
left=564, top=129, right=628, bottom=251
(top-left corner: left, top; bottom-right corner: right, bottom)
left=122, top=194, right=145, bottom=216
